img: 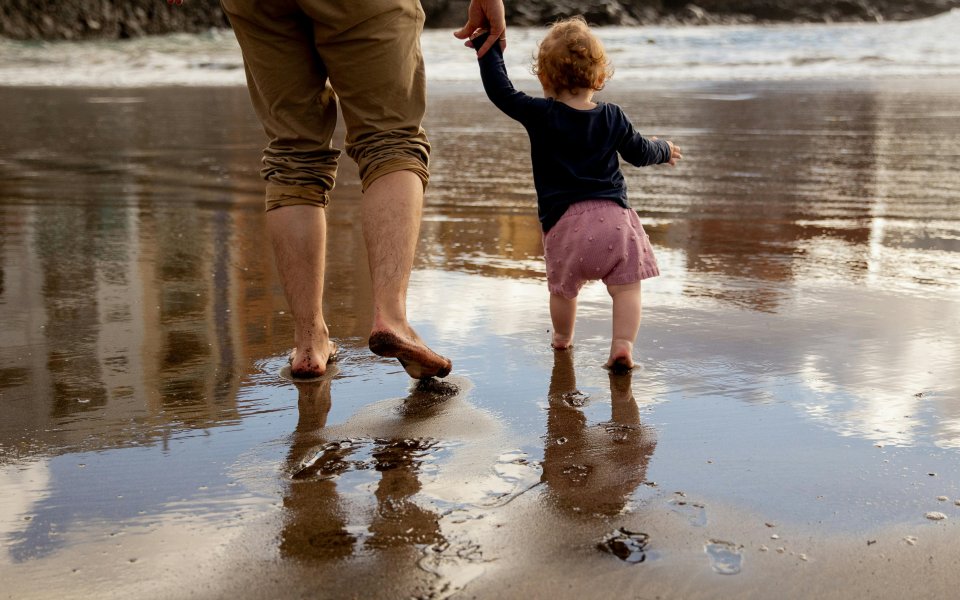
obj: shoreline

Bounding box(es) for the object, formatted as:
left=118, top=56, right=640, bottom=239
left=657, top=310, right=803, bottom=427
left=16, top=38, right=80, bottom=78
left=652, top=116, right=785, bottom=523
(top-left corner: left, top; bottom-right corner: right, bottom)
left=3, top=74, right=960, bottom=93
left=3, top=16, right=960, bottom=88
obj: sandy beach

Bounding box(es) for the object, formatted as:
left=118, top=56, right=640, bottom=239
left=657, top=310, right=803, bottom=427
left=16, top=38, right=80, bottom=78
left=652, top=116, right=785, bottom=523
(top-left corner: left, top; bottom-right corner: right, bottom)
left=1, top=77, right=959, bottom=599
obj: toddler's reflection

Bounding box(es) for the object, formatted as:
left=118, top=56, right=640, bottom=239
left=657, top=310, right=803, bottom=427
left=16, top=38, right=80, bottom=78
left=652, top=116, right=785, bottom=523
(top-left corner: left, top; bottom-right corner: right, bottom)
left=542, top=350, right=657, bottom=516
left=279, top=376, right=446, bottom=561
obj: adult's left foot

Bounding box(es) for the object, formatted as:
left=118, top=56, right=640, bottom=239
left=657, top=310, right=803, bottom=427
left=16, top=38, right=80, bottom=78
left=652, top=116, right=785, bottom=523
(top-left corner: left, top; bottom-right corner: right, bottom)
left=368, top=330, right=452, bottom=379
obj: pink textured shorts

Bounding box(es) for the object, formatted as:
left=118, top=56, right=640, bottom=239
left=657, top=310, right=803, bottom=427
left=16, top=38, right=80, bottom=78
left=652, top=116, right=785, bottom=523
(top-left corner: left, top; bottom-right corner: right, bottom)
left=543, top=200, right=659, bottom=299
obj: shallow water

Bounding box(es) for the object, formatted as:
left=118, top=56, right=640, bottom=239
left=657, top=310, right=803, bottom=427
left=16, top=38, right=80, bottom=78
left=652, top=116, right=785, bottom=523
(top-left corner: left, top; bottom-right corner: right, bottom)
left=1, top=79, right=959, bottom=597
left=2, top=11, right=960, bottom=86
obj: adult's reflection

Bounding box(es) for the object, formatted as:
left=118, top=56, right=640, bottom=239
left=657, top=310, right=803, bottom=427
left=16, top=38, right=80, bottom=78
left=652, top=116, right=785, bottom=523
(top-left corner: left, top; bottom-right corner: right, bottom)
left=279, top=374, right=356, bottom=560
left=542, top=350, right=656, bottom=516
left=280, top=375, right=448, bottom=561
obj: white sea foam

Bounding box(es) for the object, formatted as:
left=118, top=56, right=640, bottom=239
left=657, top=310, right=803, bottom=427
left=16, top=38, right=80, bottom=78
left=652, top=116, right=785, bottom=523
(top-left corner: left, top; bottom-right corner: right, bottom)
left=0, top=9, right=958, bottom=87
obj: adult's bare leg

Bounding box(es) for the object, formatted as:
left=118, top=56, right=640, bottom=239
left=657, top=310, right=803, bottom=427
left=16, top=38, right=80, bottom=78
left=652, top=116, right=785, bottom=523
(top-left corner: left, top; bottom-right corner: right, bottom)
left=363, top=171, right=451, bottom=379
left=267, top=204, right=337, bottom=378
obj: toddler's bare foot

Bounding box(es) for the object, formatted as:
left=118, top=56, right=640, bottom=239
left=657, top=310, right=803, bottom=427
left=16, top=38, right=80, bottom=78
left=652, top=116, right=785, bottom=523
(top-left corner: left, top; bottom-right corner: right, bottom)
left=289, top=340, right=338, bottom=379
left=604, top=339, right=634, bottom=374
left=606, top=356, right=633, bottom=374
left=551, top=333, right=574, bottom=350
left=368, top=330, right=452, bottom=379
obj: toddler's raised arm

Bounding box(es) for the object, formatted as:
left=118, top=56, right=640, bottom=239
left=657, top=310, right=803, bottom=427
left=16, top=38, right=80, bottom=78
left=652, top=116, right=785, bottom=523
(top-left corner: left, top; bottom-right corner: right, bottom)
left=471, top=31, right=544, bottom=123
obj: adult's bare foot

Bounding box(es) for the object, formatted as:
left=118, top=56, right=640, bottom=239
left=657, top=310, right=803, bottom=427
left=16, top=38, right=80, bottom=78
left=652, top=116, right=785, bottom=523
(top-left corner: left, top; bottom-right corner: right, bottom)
left=289, top=340, right=339, bottom=379
left=368, top=330, right=452, bottom=379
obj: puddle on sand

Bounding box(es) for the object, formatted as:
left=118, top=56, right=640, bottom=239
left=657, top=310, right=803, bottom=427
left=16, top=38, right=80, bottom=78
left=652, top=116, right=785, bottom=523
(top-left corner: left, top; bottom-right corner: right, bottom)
left=3, top=82, right=960, bottom=598
left=598, top=528, right=650, bottom=564
left=291, top=437, right=448, bottom=481
left=417, top=539, right=489, bottom=600
left=705, top=539, right=744, bottom=575
left=559, top=390, right=589, bottom=408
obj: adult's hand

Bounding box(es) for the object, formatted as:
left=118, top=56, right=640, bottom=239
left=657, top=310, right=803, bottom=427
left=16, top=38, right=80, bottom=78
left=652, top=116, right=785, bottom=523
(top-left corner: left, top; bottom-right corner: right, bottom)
left=453, top=0, right=506, bottom=58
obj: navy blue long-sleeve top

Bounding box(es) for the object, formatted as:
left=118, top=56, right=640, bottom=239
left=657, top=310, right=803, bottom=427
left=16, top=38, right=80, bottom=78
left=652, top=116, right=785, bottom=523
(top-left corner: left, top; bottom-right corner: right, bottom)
left=474, top=34, right=672, bottom=232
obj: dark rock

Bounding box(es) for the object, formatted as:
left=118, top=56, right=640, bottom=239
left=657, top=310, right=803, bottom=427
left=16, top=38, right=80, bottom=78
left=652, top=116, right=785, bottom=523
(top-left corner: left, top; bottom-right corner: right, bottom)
left=0, top=0, right=230, bottom=41
left=1, top=0, right=958, bottom=40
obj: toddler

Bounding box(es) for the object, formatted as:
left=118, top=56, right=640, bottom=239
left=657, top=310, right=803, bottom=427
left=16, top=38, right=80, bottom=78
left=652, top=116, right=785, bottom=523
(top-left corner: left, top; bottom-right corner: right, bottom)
left=469, top=17, right=681, bottom=372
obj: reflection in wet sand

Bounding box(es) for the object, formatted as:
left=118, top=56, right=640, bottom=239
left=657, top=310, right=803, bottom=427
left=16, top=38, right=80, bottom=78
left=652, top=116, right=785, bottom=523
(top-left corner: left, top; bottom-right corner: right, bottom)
left=1, top=80, right=959, bottom=597
left=270, top=376, right=516, bottom=597
left=1, top=83, right=958, bottom=460
left=280, top=376, right=357, bottom=560
left=542, top=350, right=656, bottom=516
left=281, top=378, right=450, bottom=562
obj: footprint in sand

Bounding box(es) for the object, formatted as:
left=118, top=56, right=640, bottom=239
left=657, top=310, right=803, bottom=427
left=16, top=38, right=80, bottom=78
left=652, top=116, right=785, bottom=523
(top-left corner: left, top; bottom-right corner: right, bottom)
left=705, top=539, right=743, bottom=575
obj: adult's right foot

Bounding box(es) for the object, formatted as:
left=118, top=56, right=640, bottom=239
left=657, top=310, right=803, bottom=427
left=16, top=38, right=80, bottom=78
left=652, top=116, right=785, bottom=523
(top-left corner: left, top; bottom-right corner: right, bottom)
left=289, top=341, right=338, bottom=379
left=368, top=330, right=452, bottom=379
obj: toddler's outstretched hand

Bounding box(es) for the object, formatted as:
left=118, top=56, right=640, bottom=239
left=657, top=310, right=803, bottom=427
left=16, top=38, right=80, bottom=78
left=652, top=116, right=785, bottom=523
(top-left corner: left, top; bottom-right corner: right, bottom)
left=653, top=137, right=683, bottom=166
left=666, top=140, right=682, bottom=166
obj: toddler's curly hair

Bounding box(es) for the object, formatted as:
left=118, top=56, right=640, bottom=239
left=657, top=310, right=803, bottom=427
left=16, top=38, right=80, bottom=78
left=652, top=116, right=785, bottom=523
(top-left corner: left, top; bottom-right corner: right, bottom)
left=533, top=16, right=613, bottom=96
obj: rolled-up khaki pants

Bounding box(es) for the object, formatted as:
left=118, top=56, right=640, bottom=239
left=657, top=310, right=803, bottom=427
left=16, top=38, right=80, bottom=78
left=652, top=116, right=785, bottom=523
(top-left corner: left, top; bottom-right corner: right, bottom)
left=221, top=0, right=431, bottom=211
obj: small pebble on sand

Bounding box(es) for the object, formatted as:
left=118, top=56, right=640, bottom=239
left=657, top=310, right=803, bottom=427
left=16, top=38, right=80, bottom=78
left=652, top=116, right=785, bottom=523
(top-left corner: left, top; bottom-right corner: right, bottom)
left=925, top=511, right=947, bottom=521
left=770, top=534, right=780, bottom=540
left=759, top=545, right=768, bottom=552
left=937, top=496, right=948, bottom=501
left=904, top=536, right=918, bottom=546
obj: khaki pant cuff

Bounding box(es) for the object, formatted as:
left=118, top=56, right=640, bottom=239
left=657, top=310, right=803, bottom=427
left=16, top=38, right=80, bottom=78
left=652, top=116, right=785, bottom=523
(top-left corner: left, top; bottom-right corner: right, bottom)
left=264, top=183, right=331, bottom=212
left=361, top=161, right=430, bottom=193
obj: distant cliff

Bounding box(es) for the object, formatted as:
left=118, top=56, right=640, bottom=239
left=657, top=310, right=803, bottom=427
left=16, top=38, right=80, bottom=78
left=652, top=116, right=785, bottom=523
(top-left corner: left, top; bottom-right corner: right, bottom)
left=2, top=0, right=958, bottom=40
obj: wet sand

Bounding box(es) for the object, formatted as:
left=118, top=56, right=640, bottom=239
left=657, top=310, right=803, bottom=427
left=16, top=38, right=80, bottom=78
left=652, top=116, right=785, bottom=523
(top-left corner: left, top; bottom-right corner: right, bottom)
left=1, top=78, right=960, bottom=599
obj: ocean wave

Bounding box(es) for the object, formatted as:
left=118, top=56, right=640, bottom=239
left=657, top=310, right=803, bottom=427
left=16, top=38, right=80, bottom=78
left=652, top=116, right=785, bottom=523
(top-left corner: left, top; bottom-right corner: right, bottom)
left=0, top=10, right=958, bottom=87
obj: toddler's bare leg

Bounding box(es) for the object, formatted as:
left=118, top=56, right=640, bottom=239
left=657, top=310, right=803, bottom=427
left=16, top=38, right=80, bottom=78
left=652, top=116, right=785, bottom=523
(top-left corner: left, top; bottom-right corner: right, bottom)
left=606, top=282, right=642, bottom=372
left=550, top=293, right=577, bottom=349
